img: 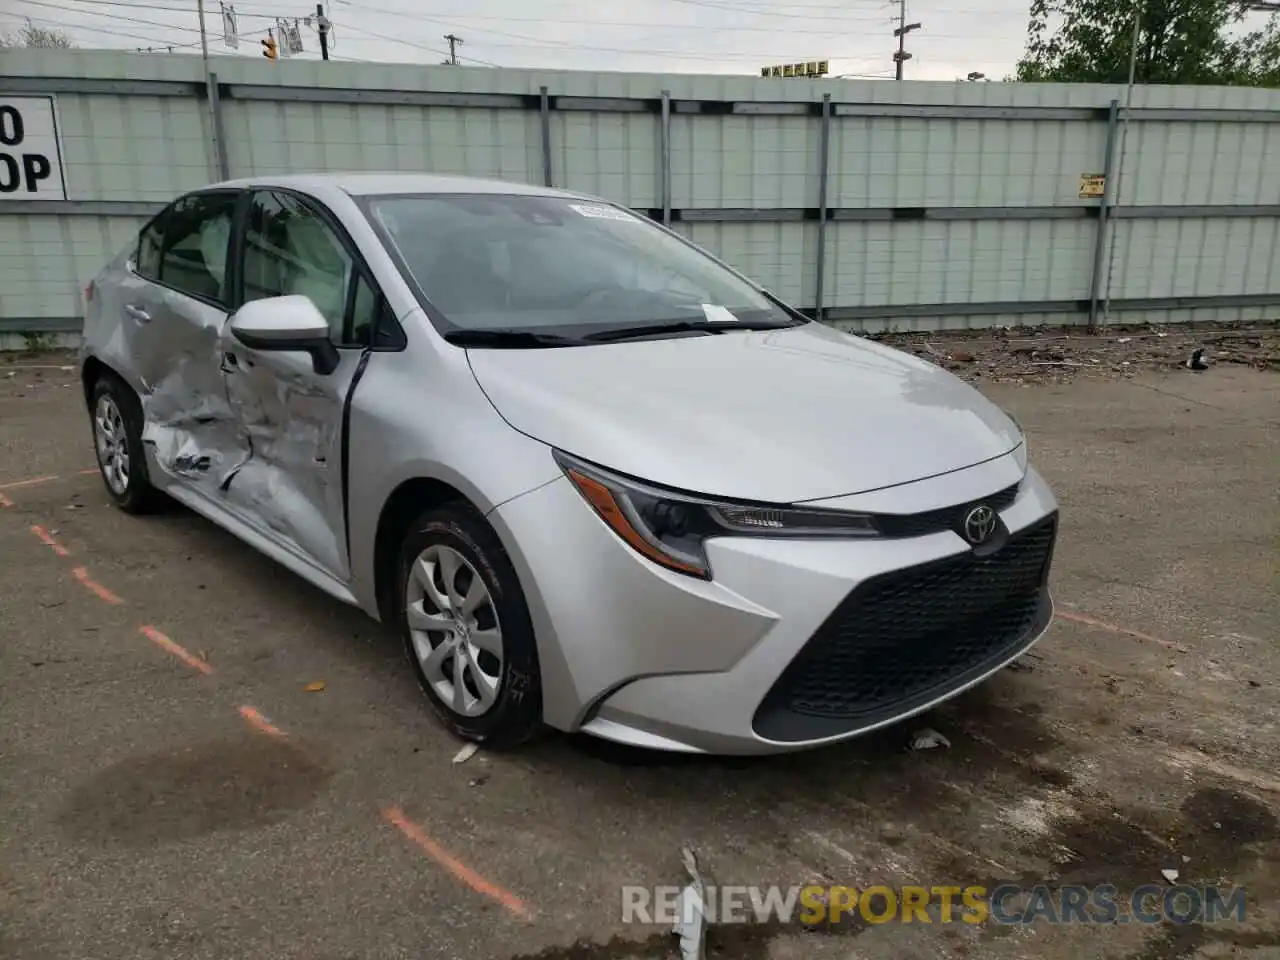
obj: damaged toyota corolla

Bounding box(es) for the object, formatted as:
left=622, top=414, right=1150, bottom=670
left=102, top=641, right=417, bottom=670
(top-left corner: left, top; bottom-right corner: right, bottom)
left=80, top=173, right=1058, bottom=755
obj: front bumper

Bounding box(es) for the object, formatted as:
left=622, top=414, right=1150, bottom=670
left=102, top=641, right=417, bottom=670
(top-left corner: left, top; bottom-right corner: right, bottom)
left=489, top=462, right=1059, bottom=755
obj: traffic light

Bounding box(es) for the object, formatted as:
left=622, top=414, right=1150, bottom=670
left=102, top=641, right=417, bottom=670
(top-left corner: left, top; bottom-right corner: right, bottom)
left=261, top=33, right=278, bottom=60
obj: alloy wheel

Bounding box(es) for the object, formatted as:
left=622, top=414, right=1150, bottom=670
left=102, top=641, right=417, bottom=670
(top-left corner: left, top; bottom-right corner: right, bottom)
left=405, top=544, right=504, bottom=717
left=94, top=394, right=130, bottom=496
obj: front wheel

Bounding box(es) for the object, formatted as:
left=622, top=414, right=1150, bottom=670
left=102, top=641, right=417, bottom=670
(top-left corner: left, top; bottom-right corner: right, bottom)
left=397, top=504, right=543, bottom=748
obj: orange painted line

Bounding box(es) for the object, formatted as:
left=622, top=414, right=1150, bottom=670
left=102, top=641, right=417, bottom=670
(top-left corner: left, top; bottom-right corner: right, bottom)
left=70, top=566, right=123, bottom=605
left=239, top=705, right=287, bottom=739
left=383, top=805, right=535, bottom=921
left=1056, top=609, right=1180, bottom=650
left=0, top=474, right=59, bottom=491
left=140, top=625, right=214, bottom=676
left=77, top=468, right=101, bottom=476
left=30, top=525, right=70, bottom=557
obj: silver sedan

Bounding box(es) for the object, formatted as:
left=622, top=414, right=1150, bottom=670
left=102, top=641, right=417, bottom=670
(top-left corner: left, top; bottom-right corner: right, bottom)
left=80, top=173, right=1059, bottom=755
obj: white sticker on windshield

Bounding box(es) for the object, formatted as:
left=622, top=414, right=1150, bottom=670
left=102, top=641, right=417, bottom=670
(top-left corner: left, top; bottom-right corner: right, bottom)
left=701, top=304, right=740, bottom=323
left=569, top=203, right=638, bottom=222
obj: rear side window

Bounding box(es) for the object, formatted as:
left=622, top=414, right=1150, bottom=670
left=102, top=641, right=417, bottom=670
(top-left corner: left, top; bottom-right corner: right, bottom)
left=135, top=192, right=237, bottom=306
left=136, top=218, right=163, bottom=280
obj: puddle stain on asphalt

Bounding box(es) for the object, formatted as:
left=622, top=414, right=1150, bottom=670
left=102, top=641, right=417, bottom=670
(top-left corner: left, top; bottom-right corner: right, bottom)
left=518, top=682, right=1280, bottom=960
left=57, top=735, right=333, bottom=846
left=506, top=916, right=869, bottom=960
left=927, top=784, right=1280, bottom=960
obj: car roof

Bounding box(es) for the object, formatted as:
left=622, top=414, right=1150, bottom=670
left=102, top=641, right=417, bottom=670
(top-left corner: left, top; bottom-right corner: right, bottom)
left=207, top=172, right=593, bottom=201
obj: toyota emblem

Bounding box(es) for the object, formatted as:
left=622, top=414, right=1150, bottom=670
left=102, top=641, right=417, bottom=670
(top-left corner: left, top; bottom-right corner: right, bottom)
left=962, top=505, right=998, bottom=545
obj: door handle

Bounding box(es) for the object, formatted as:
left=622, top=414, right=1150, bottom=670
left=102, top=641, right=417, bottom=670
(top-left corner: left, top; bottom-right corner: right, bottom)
left=124, top=304, right=151, bottom=323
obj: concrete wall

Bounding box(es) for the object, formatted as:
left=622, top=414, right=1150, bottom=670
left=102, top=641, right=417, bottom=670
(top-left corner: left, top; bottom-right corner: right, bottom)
left=3, top=49, right=1280, bottom=338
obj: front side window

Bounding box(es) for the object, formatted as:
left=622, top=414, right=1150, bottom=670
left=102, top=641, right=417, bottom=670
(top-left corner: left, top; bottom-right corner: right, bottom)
left=149, top=192, right=236, bottom=304
left=242, top=190, right=358, bottom=343
left=364, top=194, right=794, bottom=334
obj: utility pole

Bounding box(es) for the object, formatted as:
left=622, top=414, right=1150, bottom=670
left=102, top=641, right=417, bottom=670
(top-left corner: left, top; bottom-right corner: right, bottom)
left=443, top=32, right=462, bottom=65
left=892, top=0, right=921, bottom=81
left=197, top=0, right=210, bottom=61
left=315, top=3, right=330, bottom=60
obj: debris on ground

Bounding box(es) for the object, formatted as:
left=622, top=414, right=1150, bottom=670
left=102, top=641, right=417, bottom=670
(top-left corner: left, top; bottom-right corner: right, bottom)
left=910, top=728, right=952, bottom=750
left=672, top=847, right=707, bottom=960
left=452, top=742, right=480, bottom=764
left=1161, top=868, right=1180, bottom=884
left=866, top=321, right=1279, bottom=384
left=304, top=680, right=326, bottom=692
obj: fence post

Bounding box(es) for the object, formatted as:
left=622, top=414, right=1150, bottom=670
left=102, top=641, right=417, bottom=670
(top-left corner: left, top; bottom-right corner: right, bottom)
left=660, top=90, right=672, bottom=226
left=814, top=93, right=833, bottom=323
left=206, top=71, right=230, bottom=181
left=539, top=86, right=553, bottom=187
left=1087, top=98, right=1120, bottom=332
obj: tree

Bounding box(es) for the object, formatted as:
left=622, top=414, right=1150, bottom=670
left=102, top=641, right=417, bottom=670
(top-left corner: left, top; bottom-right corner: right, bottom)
left=1015, top=0, right=1280, bottom=86
left=0, top=19, right=76, bottom=49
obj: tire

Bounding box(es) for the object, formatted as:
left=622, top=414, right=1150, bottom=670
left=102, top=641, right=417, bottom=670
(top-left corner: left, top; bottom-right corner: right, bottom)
left=397, top=503, right=543, bottom=748
left=90, top=373, right=164, bottom=514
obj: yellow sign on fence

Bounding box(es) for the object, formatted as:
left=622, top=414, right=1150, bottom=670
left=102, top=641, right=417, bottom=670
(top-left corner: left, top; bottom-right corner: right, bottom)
left=1079, top=174, right=1106, bottom=199
left=762, top=61, right=829, bottom=78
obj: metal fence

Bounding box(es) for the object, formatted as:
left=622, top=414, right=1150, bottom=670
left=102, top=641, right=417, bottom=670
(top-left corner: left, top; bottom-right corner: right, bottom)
left=3, top=49, right=1280, bottom=337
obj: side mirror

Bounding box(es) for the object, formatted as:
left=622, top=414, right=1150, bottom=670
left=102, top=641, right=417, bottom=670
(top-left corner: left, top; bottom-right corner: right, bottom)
left=229, top=295, right=340, bottom=375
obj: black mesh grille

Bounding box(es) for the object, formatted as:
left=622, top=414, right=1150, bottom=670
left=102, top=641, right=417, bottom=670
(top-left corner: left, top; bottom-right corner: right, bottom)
left=875, top=482, right=1021, bottom=538
left=754, top=514, right=1056, bottom=742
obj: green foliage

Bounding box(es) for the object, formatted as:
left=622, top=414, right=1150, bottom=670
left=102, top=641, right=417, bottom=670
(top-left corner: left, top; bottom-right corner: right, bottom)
left=1016, top=0, right=1280, bottom=86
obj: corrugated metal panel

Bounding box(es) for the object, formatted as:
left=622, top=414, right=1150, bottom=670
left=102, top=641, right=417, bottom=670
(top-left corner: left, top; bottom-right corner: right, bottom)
left=221, top=100, right=543, bottom=182
left=823, top=219, right=1094, bottom=305
left=553, top=112, right=658, bottom=207
left=50, top=92, right=211, bottom=201
left=0, top=215, right=144, bottom=320
left=2, top=49, right=1280, bottom=334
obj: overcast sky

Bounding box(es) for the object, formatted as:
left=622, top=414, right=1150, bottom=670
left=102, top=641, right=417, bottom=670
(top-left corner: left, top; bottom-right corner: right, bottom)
left=2, top=0, right=1034, bottom=82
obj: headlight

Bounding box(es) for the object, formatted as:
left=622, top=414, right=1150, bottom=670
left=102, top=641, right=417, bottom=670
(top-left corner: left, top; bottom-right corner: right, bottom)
left=553, top=450, right=879, bottom=579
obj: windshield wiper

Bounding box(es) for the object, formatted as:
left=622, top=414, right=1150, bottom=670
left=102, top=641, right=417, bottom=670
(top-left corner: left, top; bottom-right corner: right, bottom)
left=581, top=318, right=802, bottom=343
left=442, top=328, right=590, bottom=348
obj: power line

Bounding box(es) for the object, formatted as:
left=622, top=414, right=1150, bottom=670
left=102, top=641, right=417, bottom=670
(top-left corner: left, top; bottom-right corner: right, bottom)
left=13, top=0, right=217, bottom=38
left=0, top=9, right=207, bottom=48
left=35, top=0, right=288, bottom=17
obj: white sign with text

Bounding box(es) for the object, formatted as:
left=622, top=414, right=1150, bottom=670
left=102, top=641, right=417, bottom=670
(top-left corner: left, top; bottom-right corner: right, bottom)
left=0, top=96, right=68, bottom=200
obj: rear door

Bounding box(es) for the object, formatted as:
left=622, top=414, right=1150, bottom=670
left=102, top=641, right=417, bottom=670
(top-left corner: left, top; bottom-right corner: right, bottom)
left=216, top=188, right=389, bottom=581
left=116, top=190, right=252, bottom=493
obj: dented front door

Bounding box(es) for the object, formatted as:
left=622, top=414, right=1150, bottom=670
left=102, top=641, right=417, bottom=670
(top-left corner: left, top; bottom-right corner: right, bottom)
left=215, top=189, right=376, bottom=582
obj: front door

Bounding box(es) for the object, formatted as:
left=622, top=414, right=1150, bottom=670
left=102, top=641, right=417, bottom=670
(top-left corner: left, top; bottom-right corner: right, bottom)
left=216, top=189, right=381, bottom=582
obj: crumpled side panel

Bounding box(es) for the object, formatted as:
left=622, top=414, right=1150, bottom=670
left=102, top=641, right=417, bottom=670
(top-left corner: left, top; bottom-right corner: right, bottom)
left=220, top=352, right=346, bottom=578
left=140, top=352, right=248, bottom=492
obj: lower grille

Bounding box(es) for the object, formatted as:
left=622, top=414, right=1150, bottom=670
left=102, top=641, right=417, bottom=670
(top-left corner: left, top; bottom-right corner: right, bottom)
left=754, top=514, right=1056, bottom=742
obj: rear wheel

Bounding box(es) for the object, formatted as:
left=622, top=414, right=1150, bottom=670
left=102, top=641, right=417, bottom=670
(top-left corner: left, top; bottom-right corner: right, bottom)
left=397, top=504, right=543, bottom=748
left=91, top=375, right=163, bottom=514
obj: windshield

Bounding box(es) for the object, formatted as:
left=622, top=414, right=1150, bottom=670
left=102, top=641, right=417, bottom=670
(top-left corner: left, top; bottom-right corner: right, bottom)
left=363, top=193, right=796, bottom=333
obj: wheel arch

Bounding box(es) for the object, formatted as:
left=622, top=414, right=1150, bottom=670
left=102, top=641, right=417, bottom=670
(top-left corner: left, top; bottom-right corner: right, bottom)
left=372, top=477, right=479, bottom=624
left=80, top=354, right=121, bottom=410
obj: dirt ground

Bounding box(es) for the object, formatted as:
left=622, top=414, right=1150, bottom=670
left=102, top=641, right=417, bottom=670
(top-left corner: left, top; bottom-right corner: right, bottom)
left=869, top=321, right=1280, bottom=385
left=1, top=344, right=1277, bottom=960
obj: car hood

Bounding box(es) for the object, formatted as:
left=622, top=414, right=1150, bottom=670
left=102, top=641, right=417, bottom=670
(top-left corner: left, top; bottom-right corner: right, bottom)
left=466, top=322, right=1023, bottom=503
